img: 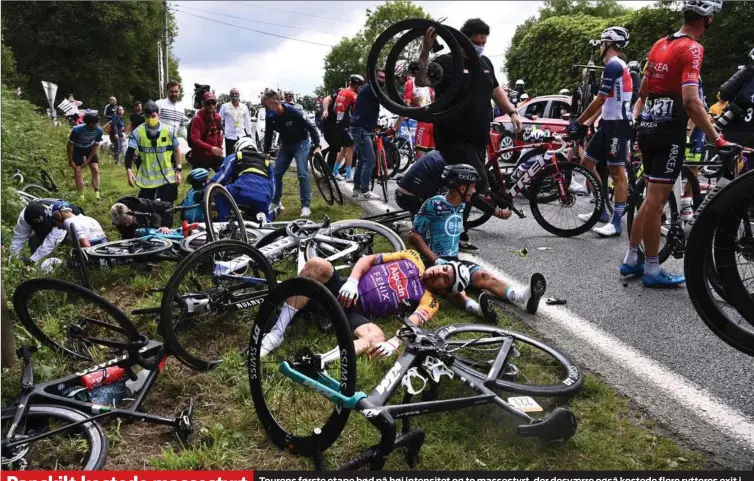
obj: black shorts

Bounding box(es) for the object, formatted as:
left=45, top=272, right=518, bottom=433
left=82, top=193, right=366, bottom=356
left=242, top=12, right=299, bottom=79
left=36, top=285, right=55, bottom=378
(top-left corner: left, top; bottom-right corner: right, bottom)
left=323, top=272, right=371, bottom=331
left=637, top=128, right=686, bottom=185
left=584, top=120, right=631, bottom=167
left=72, top=147, right=99, bottom=166
left=339, top=127, right=354, bottom=148
left=438, top=142, right=489, bottom=193
left=395, top=190, right=424, bottom=216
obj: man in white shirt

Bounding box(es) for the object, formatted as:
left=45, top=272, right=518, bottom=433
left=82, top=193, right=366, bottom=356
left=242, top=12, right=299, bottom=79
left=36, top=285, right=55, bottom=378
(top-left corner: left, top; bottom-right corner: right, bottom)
left=50, top=201, right=108, bottom=248
left=156, top=80, right=189, bottom=142
left=219, top=87, right=252, bottom=155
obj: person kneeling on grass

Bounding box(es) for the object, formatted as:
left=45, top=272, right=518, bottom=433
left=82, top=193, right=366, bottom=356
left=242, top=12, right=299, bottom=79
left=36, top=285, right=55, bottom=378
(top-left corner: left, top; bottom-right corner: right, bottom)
left=408, top=164, right=547, bottom=322
left=257, top=250, right=471, bottom=360
left=41, top=201, right=108, bottom=273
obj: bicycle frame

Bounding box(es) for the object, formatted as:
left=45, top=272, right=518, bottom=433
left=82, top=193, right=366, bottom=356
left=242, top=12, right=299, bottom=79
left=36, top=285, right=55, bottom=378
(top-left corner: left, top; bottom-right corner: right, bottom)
left=257, top=227, right=367, bottom=273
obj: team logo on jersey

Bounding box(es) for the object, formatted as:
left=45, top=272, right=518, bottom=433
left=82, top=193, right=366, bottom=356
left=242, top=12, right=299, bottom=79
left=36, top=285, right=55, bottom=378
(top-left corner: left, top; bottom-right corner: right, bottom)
left=387, top=263, right=409, bottom=300
left=444, top=214, right=464, bottom=237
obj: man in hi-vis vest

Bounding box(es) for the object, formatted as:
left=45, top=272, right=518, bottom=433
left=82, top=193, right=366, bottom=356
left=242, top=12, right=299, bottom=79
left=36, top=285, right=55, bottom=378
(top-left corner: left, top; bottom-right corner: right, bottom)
left=124, top=100, right=183, bottom=226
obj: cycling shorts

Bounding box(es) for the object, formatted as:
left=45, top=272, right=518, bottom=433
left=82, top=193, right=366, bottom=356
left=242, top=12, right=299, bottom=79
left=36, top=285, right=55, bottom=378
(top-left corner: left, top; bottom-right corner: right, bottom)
left=637, top=128, right=686, bottom=184
left=584, top=121, right=631, bottom=167
left=324, top=272, right=371, bottom=332
left=415, top=122, right=435, bottom=151
left=339, top=127, right=355, bottom=148
left=72, top=147, right=99, bottom=166
left=395, top=190, right=424, bottom=216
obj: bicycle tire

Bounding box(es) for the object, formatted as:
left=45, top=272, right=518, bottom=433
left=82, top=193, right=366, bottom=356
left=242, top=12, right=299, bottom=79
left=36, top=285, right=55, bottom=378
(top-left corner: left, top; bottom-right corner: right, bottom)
left=248, top=277, right=355, bottom=456
left=529, top=162, right=604, bottom=237
left=465, top=194, right=494, bottom=230
left=85, top=237, right=173, bottom=259
left=203, top=183, right=249, bottom=245
left=332, top=175, right=344, bottom=206
left=311, top=154, right=335, bottom=205
left=395, top=137, right=415, bottom=175
left=71, top=247, right=91, bottom=289
left=180, top=229, right=263, bottom=255
left=39, top=169, right=58, bottom=192
left=389, top=137, right=408, bottom=178
left=12, top=278, right=141, bottom=361
left=304, top=220, right=405, bottom=266
left=159, top=239, right=276, bottom=371
left=1, top=404, right=109, bottom=470
left=377, top=148, right=389, bottom=203
left=21, top=184, right=51, bottom=198
left=437, top=324, right=583, bottom=396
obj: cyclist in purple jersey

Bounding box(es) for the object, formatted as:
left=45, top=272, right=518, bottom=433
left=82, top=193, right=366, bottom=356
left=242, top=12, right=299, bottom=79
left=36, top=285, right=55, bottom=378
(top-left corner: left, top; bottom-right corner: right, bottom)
left=260, top=250, right=472, bottom=360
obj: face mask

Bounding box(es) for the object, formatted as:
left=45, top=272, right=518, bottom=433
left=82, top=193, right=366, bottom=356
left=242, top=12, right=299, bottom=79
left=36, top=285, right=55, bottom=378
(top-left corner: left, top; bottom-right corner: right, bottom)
left=146, top=117, right=159, bottom=128
left=474, top=45, right=485, bottom=56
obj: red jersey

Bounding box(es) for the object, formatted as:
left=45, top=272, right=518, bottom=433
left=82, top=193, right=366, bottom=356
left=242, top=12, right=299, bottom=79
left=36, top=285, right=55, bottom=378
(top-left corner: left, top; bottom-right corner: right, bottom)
left=640, top=33, right=704, bottom=129
left=403, top=77, right=434, bottom=108
left=335, top=88, right=358, bottom=127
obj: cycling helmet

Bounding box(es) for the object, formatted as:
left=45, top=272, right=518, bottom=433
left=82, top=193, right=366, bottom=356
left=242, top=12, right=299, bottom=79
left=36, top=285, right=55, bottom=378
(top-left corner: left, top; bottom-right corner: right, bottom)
left=50, top=200, right=72, bottom=218
left=681, top=0, right=723, bottom=16
left=394, top=60, right=409, bottom=79
left=82, top=109, right=99, bottom=124
left=600, top=26, right=630, bottom=49
left=348, top=74, right=365, bottom=85
left=559, top=88, right=570, bottom=95
left=749, top=47, right=754, bottom=63
left=187, top=168, right=210, bottom=187
left=442, top=164, right=480, bottom=187
left=515, top=79, right=525, bottom=86
left=520, top=93, right=530, bottom=101
left=143, top=100, right=159, bottom=115
left=448, top=261, right=471, bottom=294
left=234, top=136, right=257, bottom=153
left=627, top=60, right=641, bottom=73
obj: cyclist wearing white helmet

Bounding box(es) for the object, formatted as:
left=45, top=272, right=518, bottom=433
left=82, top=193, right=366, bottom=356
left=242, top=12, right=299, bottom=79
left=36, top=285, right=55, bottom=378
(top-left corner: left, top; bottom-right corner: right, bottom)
left=408, top=164, right=547, bottom=320
left=622, top=0, right=732, bottom=287
left=209, top=135, right=276, bottom=222
left=567, top=26, right=633, bottom=239
left=260, top=249, right=463, bottom=360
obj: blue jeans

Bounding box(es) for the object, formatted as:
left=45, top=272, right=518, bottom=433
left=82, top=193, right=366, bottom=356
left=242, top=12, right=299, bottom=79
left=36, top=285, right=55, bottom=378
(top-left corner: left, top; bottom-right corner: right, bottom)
left=273, top=139, right=311, bottom=208
left=350, top=126, right=376, bottom=193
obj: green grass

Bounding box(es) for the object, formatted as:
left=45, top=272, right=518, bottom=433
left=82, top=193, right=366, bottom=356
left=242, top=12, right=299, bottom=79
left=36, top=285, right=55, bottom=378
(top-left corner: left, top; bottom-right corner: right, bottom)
left=1, top=85, right=706, bottom=470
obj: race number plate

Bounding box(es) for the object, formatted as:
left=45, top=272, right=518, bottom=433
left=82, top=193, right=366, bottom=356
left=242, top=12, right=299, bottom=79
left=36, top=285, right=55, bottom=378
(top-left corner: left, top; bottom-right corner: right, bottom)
left=507, top=396, right=544, bottom=413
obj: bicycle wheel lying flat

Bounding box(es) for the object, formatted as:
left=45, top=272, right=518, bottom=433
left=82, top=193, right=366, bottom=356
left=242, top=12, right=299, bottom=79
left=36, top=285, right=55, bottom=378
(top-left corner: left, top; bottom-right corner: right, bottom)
left=2, top=405, right=108, bottom=470
left=85, top=237, right=173, bottom=260
left=160, top=240, right=276, bottom=371
left=437, top=324, right=583, bottom=396
left=249, top=277, right=355, bottom=456
left=179, top=228, right=263, bottom=254
left=12, top=278, right=141, bottom=363
left=203, top=183, right=249, bottom=245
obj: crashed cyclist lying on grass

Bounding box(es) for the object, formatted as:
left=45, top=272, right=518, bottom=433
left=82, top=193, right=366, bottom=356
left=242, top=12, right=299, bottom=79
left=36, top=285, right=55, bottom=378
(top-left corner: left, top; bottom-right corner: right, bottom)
left=257, top=249, right=473, bottom=360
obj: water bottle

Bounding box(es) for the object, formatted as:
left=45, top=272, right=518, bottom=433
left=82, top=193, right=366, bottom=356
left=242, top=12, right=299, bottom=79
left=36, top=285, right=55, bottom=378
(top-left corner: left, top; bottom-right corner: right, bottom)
left=81, top=366, right=126, bottom=391
left=680, top=196, right=694, bottom=222
left=125, top=369, right=151, bottom=396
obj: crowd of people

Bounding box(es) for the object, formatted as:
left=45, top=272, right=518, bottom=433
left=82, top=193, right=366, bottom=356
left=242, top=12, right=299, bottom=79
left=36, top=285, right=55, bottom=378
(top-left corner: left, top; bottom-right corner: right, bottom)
left=9, top=0, right=754, bottom=359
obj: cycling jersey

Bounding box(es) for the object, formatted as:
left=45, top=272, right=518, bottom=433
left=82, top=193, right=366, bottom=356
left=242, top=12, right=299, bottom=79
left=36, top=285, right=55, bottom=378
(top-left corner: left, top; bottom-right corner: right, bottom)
left=335, top=88, right=358, bottom=128
left=639, top=34, right=704, bottom=130
left=357, top=250, right=439, bottom=323
left=599, top=57, right=633, bottom=121
left=403, top=77, right=433, bottom=107
left=68, top=124, right=103, bottom=150
left=63, top=215, right=107, bottom=244
left=181, top=188, right=205, bottom=224
left=412, top=195, right=465, bottom=258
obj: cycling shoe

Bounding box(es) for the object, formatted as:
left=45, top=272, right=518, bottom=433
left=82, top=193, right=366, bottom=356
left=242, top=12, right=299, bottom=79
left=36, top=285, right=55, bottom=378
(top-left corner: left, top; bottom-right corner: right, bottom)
left=642, top=270, right=685, bottom=288
left=619, top=262, right=644, bottom=276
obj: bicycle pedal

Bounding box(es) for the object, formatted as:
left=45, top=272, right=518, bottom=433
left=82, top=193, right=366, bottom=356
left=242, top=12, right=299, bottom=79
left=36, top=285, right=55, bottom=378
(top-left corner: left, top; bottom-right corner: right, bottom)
left=174, top=399, right=194, bottom=444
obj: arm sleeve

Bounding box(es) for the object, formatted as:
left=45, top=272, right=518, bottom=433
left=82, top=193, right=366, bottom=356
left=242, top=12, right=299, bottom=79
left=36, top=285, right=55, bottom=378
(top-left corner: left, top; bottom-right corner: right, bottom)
left=719, top=69, right=749, bottom=102
left=681, top=44, right=704, bottom=89
left=485, top=58, right=499, bottom=90
left=67, top=128, right=77, bottom=145
left=411, top=201, right=432, bottom=240
left=403, top=78, right=414, bottom=105
left=599, top=61, right=624, bottom=96
left=210, top=156, right=234, bottom=185
left=10, top=214, right=32, bottom=256
left=31, top=227, right=67, bottom=263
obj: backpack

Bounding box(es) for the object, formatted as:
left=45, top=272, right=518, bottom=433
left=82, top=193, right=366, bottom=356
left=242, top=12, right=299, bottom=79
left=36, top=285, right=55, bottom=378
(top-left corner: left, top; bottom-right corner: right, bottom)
left=186, top=114, right=222, bottom=149
left=193, top=83, right=211, bottom=110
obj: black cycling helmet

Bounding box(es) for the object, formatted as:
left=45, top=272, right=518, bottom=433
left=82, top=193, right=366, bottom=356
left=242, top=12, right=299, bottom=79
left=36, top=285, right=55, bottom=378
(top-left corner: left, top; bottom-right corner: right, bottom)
left=82, top=109, right=99, bottom=124
left=627, top=60, right=641, bottom=73
left=442, top=164, right=480, bottom=187
left=143, top=100, right=159, bottom=115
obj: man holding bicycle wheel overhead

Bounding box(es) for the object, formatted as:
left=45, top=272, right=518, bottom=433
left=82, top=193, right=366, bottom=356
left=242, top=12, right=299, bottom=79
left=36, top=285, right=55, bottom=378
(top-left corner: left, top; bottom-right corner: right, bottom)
left=623, top=0, right=734, bottom=287
left=417, top=18, right=522, bottom=252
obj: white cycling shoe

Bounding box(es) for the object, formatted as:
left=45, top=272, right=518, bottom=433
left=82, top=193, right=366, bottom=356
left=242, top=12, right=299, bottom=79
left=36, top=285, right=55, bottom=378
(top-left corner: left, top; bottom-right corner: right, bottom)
left=592, top=223, right=621, bottom=238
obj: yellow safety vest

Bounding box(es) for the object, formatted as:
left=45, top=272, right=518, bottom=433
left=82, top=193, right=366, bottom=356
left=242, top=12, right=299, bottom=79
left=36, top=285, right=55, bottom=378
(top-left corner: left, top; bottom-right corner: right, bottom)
left=135, top=125, right=176, bottom=189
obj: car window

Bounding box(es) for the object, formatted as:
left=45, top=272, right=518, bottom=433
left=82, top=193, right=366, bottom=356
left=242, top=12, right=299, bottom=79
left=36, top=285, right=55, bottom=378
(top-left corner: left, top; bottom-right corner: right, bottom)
left=547, top=101, right=571, bottom=119
left=520, top=101, right=545, bottom=120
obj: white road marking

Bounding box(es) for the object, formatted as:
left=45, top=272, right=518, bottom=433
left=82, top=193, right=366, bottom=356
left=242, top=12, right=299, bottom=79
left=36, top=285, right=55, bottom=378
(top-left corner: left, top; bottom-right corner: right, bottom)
left=341, top=180, right=754, bottom=450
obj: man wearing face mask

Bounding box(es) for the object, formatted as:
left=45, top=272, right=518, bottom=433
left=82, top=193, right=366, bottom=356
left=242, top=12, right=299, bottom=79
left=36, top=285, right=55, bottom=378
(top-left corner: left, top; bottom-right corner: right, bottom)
left=125, top=100, right=183, bottom=226
left=220, top=87, right=252, bottom=155
left=350, top=68, right=387, bottom=200
left=416, top=18, right=522, bottom=252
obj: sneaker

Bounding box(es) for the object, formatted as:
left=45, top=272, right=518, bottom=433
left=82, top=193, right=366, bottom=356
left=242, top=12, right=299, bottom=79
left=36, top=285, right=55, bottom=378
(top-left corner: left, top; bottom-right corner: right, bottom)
left=593, top=223, right=621, bottom=237
left=345, top=177, right=354, bottom=183
left=643, top=270, right=685, bottom=288
left=578, top=211, right=609, bottom=223
left=352, top=190, right=360, bottom=198
left=260, top=333, right=284, bottom=359
left=570, top=181, right=588, bottom=195
left=479, top=291, right=498, bottom=324
left=334, top=174, right=345, bottom=181
left=459, top=240, right=480, bottom=253
left=300, top=207, right=311, bottom=218
left=619, top=262, right=645, bottom=277
left=525, top=273, right=547, bottom=314
left=358, top=191, right=376, bottom=200
left=95, top=191, right=100, bottom=200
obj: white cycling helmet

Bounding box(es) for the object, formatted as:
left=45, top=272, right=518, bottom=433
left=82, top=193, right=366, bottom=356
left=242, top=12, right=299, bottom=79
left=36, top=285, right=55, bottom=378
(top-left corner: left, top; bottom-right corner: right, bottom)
left=234, top=136, right=257, bottom=153
left=559, top=88, right=570, bottom=95
left=681, top=0, right=723, bottom=16
left=515, top=79, right=525, bottom=86
left=520, top=93, right=530, bottom=101
left=600, top=26, right=630, bottom=49
left=447, top=261, right=471, bottom=294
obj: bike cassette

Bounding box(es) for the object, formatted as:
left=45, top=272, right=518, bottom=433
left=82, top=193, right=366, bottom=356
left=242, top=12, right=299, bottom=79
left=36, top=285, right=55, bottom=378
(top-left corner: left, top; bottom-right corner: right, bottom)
left=175, top=398, right=194, bottom=444
left=402, top=368, right=427, bottom=395
left=421, top=356, right=454, bottom=383
left=2, top=438, right=31, bottom=468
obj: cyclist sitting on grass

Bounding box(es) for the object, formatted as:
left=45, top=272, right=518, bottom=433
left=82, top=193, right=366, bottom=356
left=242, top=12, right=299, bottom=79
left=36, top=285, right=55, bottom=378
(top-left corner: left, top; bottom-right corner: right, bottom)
left=180, top=168, right=210, bottom=224
left=259, top=250, right=469, bottom=360
left=109, top=196, right=175, bottom=239
left=209, top=137, right=275, bottom=222
left=408, top=164, right=547, bottom=322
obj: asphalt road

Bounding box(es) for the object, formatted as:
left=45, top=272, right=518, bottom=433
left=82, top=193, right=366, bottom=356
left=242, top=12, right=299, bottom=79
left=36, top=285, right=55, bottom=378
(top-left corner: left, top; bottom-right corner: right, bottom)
left=331, top=166, right=754, bottom=468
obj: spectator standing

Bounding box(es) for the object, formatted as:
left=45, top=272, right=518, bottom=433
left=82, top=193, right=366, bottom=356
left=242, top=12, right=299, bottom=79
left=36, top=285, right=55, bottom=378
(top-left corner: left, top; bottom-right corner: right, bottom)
left=110, top=106, right=126, bottom=164
left=67, top=109, right=103, bottom=199
left=219, top=87, right=252, bottom=155
left=129, top=101, right=145, bottom=134
left=190, top=92, right=225, bottom=171
left=314, top=96, right=323, bottom=131
left=332, top=74, right=365, bottom=181
left=103, top=96, right=117, bottom=122
left=262, top=90, right=321, bottom=217
left=350, top=68, right=386, bottom=200
left=157, top=80, right=189, bottom=141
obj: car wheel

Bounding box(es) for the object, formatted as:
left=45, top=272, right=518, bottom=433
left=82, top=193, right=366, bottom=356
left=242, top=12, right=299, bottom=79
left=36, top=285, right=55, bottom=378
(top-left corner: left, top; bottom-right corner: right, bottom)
left=498, top=131, right=519, bottom=164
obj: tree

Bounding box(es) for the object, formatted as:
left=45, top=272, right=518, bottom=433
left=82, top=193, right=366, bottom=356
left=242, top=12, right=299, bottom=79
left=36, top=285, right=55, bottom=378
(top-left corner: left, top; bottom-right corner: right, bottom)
left=321, top=0, right=431, bottom=92
left=539, top=0, right=630, bottom=20
left=313, top=85, right=329, bottom=98
left=216, top=93, right=232, bottom=106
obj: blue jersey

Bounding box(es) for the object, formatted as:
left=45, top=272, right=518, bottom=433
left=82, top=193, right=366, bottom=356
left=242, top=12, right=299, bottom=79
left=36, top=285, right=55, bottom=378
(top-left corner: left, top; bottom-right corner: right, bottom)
left=68, top=124, right=104, bottom=149
left=412, top=195, right=465, bottom=258
left=181, top=188, right=205, bottom=224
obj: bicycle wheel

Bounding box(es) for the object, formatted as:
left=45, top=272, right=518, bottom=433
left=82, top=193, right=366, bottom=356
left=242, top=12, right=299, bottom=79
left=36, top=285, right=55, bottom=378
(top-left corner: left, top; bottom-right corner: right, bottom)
left=179, top=229, right=263, bottom=255
left=70, top=247, right=91, bottom=289
left=2, top=404, right=108, bottom=470
left=437, top=324, right=583, bottom=396
left=395, top=138, right=415, bottom=175
left=465, top=191, right=495, bottom=230
left=21, top=184, right=51, bottom=198
left=203, top=183, right=249, bottom=244
left=160, top=240, right=276, bottom=371
left=331, top=175, right=343, bottom=205
left=304, top=220, right=405, bottom=274
left=249, top=277, right=355, bottom=456
left=377, top=148, right=389, bottom=202
left=389, top=137, right=408, bottom=178
left=85, top=237, right=173, bottom=260
left=39, top=169, right=58, bottom=191
left=12, top=278, right=141, bottom=362
left=311, top=153, right=335, bottom=205
left=529, top=162, right=604, bottom=237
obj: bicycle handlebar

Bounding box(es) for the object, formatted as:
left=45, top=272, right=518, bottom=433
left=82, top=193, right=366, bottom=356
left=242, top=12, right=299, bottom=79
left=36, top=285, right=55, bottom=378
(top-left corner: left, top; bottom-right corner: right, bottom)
left=128, top=204, right=200, bottom=219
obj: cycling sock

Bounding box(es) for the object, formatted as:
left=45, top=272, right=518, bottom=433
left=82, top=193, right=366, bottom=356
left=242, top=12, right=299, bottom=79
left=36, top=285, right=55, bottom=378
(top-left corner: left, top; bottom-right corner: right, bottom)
left=333, top=162, right=342, bottom=175
left=623, top=243, right=639, bottom=266
left=345, top=166, right=352, bottom=179
left=612, top=203, right=625, bottom=229
left=270, top=302, right=298, bottom=340
left=505, top=284, right=530, bottom=306
left=464, top=299, right=482, bottom=318
left=645, top=255, right=661, bottom=276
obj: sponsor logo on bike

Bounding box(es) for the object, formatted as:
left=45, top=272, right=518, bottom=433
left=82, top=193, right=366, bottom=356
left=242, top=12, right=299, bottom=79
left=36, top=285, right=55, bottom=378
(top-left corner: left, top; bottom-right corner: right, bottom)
left=361, top=408, right=381, bottom=418
left=235, top=296, right=265, bottom=309
left=386, top=263, right=409, bottom=301
left=75, top=344, right=150, bottom=377
left=376, top=360, right=403, bottom=395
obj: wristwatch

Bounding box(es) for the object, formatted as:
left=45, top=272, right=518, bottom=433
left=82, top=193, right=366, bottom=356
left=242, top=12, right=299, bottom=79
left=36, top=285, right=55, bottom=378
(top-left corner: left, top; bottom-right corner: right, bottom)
left=508, top=110, right=518, bottom=117
left=175, top=166, right=183, bottom=172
